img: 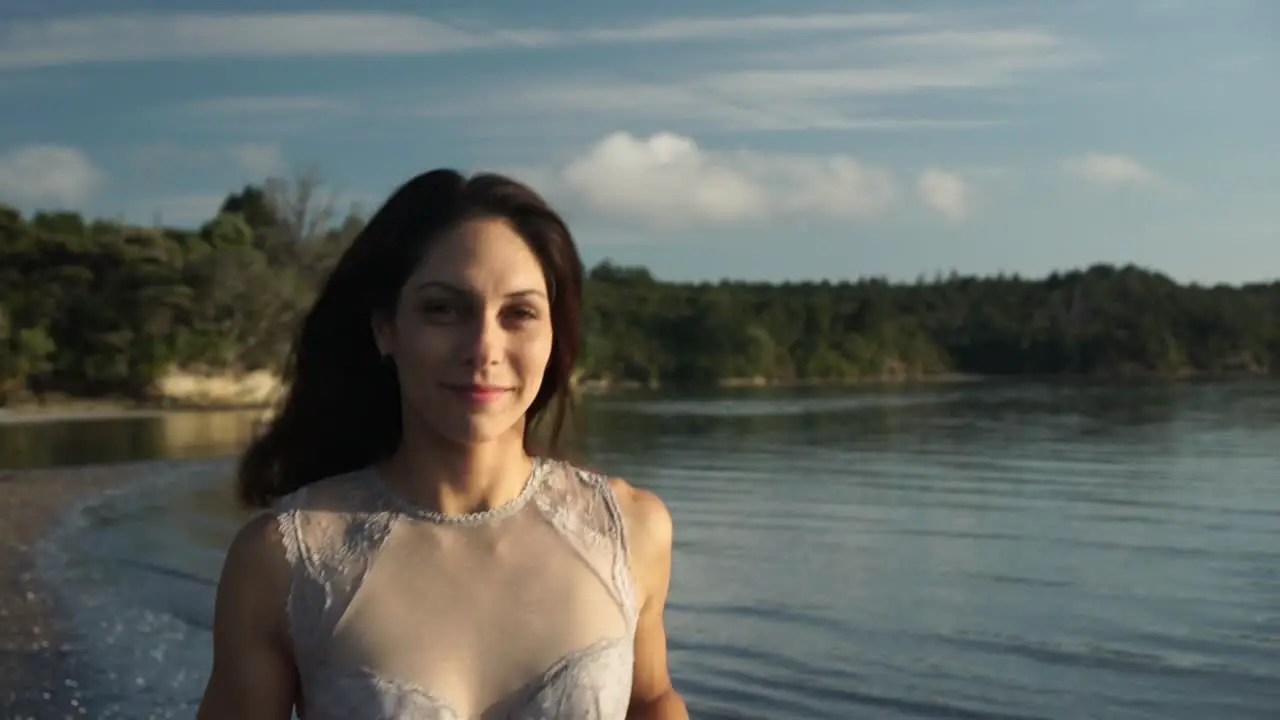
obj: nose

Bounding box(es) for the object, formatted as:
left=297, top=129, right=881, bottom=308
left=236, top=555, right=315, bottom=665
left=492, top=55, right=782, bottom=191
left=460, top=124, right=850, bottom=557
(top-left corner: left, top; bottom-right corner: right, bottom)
left=464, top=312, right=502, bottom=369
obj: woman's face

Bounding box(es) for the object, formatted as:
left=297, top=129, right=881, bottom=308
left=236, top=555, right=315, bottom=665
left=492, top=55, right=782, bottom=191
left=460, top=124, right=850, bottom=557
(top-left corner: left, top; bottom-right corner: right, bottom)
left=373, top=217, right=555, bottom=446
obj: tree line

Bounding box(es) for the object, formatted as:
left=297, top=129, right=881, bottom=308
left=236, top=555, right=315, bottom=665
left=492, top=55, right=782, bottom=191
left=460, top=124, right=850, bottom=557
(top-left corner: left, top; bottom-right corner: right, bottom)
left=2, top=172, right=1277, bottom=405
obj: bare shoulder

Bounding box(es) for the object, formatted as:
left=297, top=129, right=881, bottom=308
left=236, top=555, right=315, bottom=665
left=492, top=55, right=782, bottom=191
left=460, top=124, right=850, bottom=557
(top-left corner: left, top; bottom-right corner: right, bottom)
left=229, top=510, right=291, bottom=570
left=197, top=511, right=298, bottom=719
left=607, top=477, right=687, bottom=714
left=607, top=477, right=674, bottom=585
left=217, top=511, right=294, bottom=642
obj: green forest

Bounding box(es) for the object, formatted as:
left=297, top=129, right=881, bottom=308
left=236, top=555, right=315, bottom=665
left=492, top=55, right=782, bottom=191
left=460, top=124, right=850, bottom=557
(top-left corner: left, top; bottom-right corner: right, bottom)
left=2, top=172, right=1278, bottom=406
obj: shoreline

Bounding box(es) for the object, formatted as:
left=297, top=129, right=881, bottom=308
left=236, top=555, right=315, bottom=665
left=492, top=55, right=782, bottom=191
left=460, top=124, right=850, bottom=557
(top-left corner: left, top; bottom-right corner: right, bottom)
left=0, top=463, right=153, bottom=717
left=1, top=370, right=1275, bottom=427
left=0, top=401, right=273, bottom=426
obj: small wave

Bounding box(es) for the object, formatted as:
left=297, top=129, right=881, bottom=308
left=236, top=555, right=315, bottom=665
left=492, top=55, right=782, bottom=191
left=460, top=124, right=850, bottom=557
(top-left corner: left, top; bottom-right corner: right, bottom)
left=602, top=391, right=943, bottom=419
left=34, top=459, right=232, bottom=718
left=941, top=631, right=1260, bottom=681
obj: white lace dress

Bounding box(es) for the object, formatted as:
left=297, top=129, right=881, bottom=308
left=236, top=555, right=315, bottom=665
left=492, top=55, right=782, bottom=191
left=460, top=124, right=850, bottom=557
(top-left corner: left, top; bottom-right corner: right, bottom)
left=270, top=456, right=638, bottom=719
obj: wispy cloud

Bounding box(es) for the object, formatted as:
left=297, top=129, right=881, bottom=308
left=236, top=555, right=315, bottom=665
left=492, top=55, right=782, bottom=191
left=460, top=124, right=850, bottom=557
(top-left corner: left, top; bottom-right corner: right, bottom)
left=537, top=131, right=897, bottom=229
left=521, top=12, right=921, bottom=45
left=1061, top=153, right=1164, bottom=187
left=0, top=144, right=103, bottom=206
left=182, top=95, right=353, bottom=117
left=0, top=11, right=921, bottom=70
left=127, top=141, right=286, bottom=179
left=415, top=25, right=1093, bottom=132
left=698, top=28, right=1092, bottom=99
left=0, top=13, right=478, bottom=69
left=9, top=12, right=1095, bottom=135
left=866, top=29, right=1068, bottom=53
left=423, top=78, right=1006, bottom=135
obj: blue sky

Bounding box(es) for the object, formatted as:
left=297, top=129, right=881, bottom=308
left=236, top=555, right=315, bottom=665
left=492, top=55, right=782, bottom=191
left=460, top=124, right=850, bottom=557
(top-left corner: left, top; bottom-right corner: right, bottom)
left=1, top=0, right=1277, bottom=284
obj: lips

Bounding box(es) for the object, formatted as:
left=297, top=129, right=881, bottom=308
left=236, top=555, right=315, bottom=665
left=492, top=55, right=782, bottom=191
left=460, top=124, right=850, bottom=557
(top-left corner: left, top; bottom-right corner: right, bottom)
left=442, top=383, right=513, bottom=402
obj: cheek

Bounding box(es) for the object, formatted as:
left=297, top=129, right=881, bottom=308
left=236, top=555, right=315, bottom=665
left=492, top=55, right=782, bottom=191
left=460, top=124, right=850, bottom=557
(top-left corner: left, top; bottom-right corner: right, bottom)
left=515, top=325, right=555, bottom=373
left=396, top=322, right=454, bottom=369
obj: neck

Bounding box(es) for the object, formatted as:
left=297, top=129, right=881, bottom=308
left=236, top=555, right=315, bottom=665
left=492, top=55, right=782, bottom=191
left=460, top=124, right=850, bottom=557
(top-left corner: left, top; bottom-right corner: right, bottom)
left=383, top=420, right=534, bottom=517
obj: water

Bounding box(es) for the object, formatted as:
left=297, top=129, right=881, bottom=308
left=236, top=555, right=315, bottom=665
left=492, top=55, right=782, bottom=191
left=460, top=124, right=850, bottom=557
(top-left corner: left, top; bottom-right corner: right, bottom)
left=6, top=381, right=1280, bottom=718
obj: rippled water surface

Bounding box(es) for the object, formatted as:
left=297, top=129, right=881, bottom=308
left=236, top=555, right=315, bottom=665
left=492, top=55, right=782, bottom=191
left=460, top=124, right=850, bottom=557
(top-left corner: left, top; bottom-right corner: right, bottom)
left=10, top=381, right=1280, bottom=718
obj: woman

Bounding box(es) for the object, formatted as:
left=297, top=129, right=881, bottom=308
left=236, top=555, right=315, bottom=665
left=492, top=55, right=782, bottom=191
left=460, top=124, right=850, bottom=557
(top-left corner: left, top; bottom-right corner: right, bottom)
left=197, top=170, right=687, bottom=719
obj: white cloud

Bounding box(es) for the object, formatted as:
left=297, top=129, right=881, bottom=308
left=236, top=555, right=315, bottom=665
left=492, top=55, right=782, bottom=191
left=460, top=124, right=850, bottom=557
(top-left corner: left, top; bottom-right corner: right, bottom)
left=0, top=11, right=921, bottom=69
left=1062, top=153, right=1162, bottom=186
left=549, top=131, right=896, bottom=228
left=0, top=144, right=103, bottom=207
left=917, top=168, right=971, bottom=223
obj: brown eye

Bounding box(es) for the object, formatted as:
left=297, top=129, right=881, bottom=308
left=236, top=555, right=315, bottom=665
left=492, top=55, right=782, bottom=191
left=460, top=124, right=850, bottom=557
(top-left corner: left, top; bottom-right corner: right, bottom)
left=505, top=305, right=539, bottom=322
left=421, top=299, right=459, bottom=320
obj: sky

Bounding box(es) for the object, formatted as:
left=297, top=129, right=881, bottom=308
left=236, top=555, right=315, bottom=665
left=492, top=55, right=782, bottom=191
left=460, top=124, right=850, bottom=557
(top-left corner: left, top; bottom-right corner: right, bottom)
left=0, top=0, right=1277, bottom=285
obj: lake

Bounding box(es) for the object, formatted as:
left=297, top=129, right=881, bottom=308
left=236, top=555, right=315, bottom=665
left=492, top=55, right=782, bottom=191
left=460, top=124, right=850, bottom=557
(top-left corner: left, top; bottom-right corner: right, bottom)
left=5, top=381, right=1279, bottom=719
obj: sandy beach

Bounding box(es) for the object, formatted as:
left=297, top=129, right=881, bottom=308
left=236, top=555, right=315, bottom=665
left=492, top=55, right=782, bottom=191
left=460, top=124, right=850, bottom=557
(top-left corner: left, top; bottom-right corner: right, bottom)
left=0, top=463, right=149, bottom=719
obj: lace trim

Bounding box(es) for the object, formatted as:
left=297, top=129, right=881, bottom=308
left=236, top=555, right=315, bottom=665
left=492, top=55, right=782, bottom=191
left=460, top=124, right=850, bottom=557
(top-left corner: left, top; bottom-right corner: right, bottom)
left=272, top=490, right=306, bottom=572
left=596, top=475, right=640, bottom=627
left=272, top=483, right=398, bottom=664
left=533, top=463, right=641, bottom=629
left=270, top=490, right=318, bottom=664
left=327, top=635, right=631, bottom=718
left=370, top=456, right=550, bottom=525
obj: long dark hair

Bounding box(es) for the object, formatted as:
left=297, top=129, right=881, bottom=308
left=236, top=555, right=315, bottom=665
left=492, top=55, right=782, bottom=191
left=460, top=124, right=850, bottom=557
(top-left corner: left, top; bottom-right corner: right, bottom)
left=236, top=169, right=584, bottom=509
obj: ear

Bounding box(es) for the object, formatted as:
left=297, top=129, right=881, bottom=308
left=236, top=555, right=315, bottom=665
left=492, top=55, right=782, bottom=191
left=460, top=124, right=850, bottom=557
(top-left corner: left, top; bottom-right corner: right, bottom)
left=370, top=312, right=394, bottom=358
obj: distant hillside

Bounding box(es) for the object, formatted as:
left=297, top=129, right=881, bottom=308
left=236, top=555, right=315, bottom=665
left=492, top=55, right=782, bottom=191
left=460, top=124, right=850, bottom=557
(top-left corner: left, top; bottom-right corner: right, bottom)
left=2, top=183, right=1277, bottom=405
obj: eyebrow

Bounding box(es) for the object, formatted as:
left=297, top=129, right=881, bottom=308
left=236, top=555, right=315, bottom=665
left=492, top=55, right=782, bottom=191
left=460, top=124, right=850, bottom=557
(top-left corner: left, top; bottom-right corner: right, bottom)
left=414, top=280, right=547, bottom=299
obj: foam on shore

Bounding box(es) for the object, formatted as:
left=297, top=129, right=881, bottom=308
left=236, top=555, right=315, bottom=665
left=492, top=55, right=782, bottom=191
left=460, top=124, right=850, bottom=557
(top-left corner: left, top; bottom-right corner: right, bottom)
left=32, top=459, right=234, bottom=719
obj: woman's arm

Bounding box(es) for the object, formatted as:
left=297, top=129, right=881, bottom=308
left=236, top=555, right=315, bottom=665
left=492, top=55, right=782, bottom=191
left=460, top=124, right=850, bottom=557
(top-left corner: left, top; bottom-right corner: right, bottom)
left=611, top=478, right=689, bottom=720
left=197, top=514, right=301, bottom=720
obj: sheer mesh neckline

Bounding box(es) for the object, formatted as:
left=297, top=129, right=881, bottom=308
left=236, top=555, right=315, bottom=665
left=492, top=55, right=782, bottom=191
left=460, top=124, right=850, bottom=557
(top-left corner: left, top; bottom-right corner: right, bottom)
left=273, top=457, right=637, bottom=718
left=369, top=456, right=550, bottom=526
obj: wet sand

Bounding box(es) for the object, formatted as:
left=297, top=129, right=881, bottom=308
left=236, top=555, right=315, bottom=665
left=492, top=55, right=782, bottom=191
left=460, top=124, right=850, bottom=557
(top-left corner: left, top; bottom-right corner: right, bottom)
left=0, top=463, right=147, bottom=718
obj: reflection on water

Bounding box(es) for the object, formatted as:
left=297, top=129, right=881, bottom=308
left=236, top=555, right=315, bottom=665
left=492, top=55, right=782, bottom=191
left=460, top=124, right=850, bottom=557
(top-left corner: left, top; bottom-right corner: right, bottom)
left=8, top=381, right=1280, bottom=719
left=0, top=408, right=269, bottom=469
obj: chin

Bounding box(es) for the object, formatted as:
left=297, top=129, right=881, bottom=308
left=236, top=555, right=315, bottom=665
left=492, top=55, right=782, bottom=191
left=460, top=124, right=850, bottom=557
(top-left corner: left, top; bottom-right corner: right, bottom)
left=435, top=420, right=523, bottom=447
left=424, top=409, right=527, bottom=447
